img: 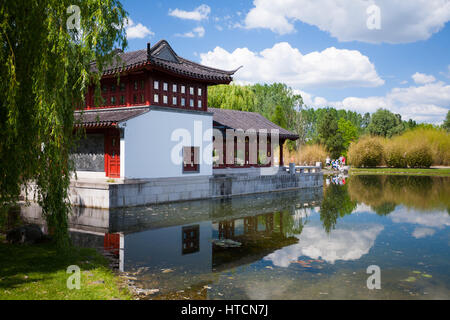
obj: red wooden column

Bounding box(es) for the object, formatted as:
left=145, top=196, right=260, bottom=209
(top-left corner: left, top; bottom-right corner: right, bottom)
left=145, top=72, right=151, bottom=105
left=203, top=84, right=208, bottom=111
left=126, top=75, right=131, bottom=107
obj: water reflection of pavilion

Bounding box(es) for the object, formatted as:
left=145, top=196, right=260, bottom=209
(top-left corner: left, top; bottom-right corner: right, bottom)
left=212, top=212, right=299, bottom=272
left=19, top=188, right=321, bottom=277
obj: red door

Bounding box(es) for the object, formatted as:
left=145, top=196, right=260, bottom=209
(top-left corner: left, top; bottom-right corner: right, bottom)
left=105, top=129, right=120, bottom=178
left=104, top=233, right=120, bottom=256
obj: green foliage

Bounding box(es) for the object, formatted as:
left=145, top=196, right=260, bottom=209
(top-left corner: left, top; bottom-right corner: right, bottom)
left=337, top=118, right=358, bottom=153
left=301, top=107, right=370, bottom=143
left=207, top=84, right=256, bottom=112
left=208, top=82, right=306, bottom=148
left=317, top=111, right=344, bottom=158
left=348, top=136, right=384, bottom=168
left=251, top=83, right=302, bottom=128
left=350, top=167, right=450, bottom=176
left=271, top=105, right=287, bottom=128
left=0, top=1, right=128, bottom=247
left=0, top=241, right=131, bottom=300
left=372, top=202, right=397, bottom=216
left=405, top=119, right=418, bottom=130
left=320, top=184, right=356, bottom=233
left=367, top=109, right=405, bottom=138
left=405, top=144, right=433, bottom=168
left=443, top=110, right=450, bottom=131
left=208, top=83, right=303, bottom=127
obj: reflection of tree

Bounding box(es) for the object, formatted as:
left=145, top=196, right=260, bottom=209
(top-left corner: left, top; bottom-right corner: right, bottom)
left=274, top=210, right=305, bottom=236
left=348, top=175, right=449, bottom=211
left=320, top=184, right=357, bottom=233
left=212, top=211, right=304, bottom=271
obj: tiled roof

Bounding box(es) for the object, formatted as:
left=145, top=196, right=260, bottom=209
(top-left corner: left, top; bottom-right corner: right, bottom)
left=210, top=108, right=299, bottom=140
left=74, top=107, right=149, bottom=128
left=92, top=40, right=238, bottom=84
left=74, top=106, right=298, bottom=140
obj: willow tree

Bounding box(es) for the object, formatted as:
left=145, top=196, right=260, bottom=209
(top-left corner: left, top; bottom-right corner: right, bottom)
left=0, top=1, right=128, bottom=246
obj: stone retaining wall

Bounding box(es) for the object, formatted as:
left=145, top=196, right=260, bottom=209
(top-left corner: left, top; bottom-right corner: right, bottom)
left=23, top=168, right=323, bottom=209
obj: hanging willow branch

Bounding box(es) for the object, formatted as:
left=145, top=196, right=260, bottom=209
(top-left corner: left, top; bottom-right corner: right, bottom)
left=0, top=0, right=128, bottom=247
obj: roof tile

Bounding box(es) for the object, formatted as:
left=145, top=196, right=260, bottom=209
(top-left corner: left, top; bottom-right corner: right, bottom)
left=209, top=108, right=299, bottom=140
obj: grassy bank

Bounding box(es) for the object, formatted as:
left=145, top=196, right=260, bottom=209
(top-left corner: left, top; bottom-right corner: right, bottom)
left=0, top=235, right=131, bottom=300
left=349, top=167, right=450, bottom=177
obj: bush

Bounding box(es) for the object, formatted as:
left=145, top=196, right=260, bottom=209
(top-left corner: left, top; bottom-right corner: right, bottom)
left=405, top=143, right=433, bottom=168
left=348, top=136, right=384, bottom=168
left=384, top=142, right=407, bottom=168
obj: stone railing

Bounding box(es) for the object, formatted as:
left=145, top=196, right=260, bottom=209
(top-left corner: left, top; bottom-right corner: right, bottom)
left=283, top=163, right=322, bottom=174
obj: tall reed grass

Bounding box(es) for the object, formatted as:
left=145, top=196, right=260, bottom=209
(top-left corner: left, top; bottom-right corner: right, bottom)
left=283, top=144, right=327, bottom=165
left=348, top=127, right=449, bottom=168
left=390, top=127, right=450, bottom=166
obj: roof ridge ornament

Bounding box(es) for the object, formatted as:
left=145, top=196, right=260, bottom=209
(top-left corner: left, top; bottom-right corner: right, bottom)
left=147, top=42, right=151, bottom=61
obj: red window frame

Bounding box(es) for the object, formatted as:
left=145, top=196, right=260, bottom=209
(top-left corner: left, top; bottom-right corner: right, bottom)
left=130, top=77, right=146, bottom=106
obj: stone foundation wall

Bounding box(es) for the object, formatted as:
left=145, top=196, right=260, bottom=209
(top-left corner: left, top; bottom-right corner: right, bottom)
left=23, top=169, right=323, bottom=209
left=109, top=176, right=211, bottom=208
left=210, top=171, right=322, bottom=198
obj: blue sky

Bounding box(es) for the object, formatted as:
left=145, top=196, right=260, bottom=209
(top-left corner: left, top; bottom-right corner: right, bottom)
left=122, top=0, right=450, bottom=124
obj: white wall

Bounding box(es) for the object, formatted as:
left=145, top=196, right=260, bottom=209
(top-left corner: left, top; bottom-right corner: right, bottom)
left=122, top=109, right=213, bottom=179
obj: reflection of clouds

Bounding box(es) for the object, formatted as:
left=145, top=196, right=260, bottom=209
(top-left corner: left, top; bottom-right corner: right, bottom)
left=412, top=227, right=436, bottom=239
left=389, top=207, right=450, bottom=228
left=292, top=207, right=316, bottom=227
left=352, top=203, right=374, bottom=214
left=265, top=223, right=384, bottom=266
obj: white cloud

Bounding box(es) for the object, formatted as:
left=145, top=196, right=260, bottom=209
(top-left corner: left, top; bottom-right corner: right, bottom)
left=300, top=80, right=450, bottom=123
left=244, top=0, right=450, bottom=43
left=169, top=4, right=211, bottom=21
left=175, top=26, right=205, bottom=38
left=201, top=43, right=449, bottom=123
left=200, top=42, right=384, bottom=88
left=412, top=227, right=436, bottom=239
left=412, top=72, right=436, bottom=85
left=125, top=18, right=154, bottom=39
left=264, top=223, right=384, bottom=266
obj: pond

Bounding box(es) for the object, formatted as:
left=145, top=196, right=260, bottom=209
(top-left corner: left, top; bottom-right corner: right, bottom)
left=22, top=175, right=450, bottom=299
